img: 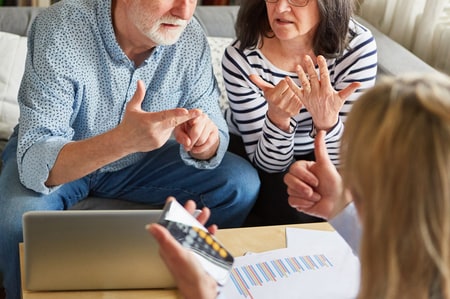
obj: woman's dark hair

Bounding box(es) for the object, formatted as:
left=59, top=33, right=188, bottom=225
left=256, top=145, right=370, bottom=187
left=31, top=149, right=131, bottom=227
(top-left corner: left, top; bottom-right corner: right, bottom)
left=235, top=0, right=356, bottom=59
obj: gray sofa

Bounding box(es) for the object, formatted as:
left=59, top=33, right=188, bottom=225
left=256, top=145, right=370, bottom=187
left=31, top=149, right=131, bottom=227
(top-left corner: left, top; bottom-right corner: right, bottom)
left=0, top=5, right=437, bottom=210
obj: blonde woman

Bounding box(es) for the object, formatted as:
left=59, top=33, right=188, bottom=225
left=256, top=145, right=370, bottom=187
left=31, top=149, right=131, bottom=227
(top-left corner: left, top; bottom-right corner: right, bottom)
left=151, top=72, right=450, bottom=299
left=286, top=72, right=450, bottom=298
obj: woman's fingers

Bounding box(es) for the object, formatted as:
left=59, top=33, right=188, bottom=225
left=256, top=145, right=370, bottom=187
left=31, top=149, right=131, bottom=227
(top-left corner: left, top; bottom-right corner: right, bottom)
left=296, top=64, right=311, bottom=94
left=317, top=56, right=331, bottom=87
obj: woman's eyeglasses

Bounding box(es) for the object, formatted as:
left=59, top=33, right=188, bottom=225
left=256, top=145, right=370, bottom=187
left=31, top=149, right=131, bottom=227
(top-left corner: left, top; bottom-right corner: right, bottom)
left=265, top=0, right=310, bottom=7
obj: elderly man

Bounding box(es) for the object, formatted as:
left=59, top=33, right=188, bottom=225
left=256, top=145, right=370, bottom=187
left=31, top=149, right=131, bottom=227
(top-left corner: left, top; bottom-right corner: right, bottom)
left=0, top=1, right=260, bottom=298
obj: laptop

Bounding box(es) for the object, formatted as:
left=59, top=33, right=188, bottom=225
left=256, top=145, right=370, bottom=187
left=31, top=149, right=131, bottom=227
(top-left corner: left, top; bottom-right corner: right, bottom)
left=22, top=209, right=176, bottom=291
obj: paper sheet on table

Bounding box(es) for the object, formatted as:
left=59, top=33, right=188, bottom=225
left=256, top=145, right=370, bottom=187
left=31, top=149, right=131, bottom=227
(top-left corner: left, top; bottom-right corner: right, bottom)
left=286, top=227, right=347, bottom=249
left=222, top=228, right=360, bottom=299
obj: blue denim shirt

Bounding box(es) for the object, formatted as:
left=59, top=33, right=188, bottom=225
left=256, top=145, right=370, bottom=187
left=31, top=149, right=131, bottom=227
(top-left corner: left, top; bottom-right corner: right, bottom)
left=15, top=0, right=227, bottom=194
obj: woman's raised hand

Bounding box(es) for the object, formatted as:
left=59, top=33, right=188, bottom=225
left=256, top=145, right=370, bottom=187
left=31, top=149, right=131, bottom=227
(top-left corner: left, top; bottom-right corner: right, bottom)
left=249, top=74, right=303, bottom=132
left=287, top=55, right=361, bottom=131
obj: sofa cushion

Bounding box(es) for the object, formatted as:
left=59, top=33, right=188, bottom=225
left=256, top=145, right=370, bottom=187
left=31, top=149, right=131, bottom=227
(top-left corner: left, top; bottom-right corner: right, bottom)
left=0, top=31, right=27, bottom=140
left=207, top=36, right=233, bottom=112
left=194, top=6, right=238, bottom=38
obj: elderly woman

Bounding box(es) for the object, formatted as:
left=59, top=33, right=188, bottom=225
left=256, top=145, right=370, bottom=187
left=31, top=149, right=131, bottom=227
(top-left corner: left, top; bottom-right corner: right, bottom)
left=222, top=0, right=378, bottom=225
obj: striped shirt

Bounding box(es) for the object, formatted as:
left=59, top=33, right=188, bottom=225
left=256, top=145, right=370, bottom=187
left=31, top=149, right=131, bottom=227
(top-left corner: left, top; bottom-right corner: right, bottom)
left=223, top=18, right=377, bottom=172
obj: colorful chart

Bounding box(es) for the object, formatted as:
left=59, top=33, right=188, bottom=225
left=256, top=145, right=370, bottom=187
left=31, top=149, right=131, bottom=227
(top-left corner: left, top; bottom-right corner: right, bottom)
left=229, top=254, right=333, bottom=298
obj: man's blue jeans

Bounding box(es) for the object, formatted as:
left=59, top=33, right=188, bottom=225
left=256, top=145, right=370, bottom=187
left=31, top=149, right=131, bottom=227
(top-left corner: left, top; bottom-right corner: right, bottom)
left=0, top=137, right=260, bottom=299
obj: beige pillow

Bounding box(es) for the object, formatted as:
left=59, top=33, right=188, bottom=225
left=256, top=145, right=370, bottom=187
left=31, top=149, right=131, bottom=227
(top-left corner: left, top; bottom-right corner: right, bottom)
left=207, top=36, right=233, bottom=113
left=0, top=31, right=27, bottom=140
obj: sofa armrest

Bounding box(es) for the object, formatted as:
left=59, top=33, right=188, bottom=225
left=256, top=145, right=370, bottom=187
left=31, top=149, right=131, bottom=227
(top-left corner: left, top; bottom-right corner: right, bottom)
left=355, top=16, right=437, bottom=77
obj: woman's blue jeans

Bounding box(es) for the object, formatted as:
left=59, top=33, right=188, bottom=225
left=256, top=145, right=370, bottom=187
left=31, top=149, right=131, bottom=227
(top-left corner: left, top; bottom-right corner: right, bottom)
left=0, top=137, right=260, bottom=299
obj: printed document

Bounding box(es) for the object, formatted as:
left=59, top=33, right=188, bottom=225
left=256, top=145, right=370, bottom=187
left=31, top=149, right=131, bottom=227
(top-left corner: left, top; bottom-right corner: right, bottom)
left=221, top=228, right=360, bottom=299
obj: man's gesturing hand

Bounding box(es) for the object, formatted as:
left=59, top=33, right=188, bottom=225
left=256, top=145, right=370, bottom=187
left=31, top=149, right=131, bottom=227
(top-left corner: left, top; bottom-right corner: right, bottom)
left=173, top=111, right=220, bottom=161
left=118, top=80, right=201, bottom=153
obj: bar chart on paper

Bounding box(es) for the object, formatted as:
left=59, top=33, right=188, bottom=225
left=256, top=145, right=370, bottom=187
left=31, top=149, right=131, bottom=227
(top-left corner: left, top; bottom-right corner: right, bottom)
left=222, top=229, right=360, bottom=299
left=229, top=253, right=334, bottom=298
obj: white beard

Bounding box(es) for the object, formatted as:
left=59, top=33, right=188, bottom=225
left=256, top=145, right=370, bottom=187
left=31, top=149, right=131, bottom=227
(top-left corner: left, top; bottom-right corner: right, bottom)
left=130, top=7, right=188, bottom=45
left=147, top=17, right=187, bottom=45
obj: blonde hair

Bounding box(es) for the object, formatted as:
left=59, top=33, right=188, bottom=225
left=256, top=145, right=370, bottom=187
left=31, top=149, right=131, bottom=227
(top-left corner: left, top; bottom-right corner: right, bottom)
left=341, top=73, right=450, bottom=299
